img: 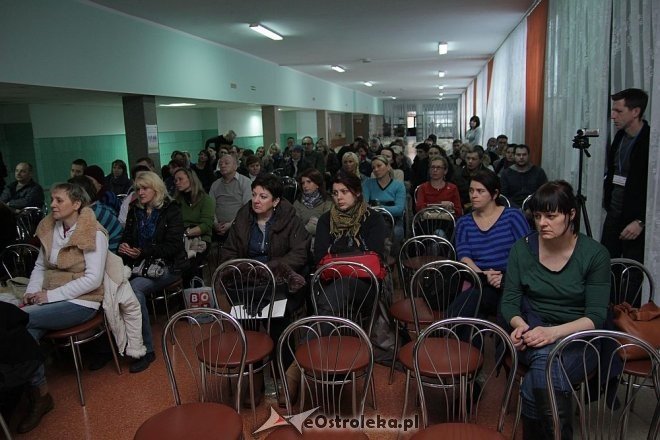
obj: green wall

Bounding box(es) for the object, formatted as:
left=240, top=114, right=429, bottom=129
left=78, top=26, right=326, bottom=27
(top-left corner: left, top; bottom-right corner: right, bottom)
left=33, top=135, right=128, bottom=189
left=0, top=123, right=36, bottom=182
left=279, top=133, right=297, bottom=147
left=158, top=129, right=217, bottom=166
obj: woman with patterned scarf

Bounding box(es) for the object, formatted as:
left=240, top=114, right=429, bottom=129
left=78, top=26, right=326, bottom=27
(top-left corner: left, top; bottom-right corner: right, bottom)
left=293, top=168, right=332, bottom=252
left=313, top=173, right=387, bottom=317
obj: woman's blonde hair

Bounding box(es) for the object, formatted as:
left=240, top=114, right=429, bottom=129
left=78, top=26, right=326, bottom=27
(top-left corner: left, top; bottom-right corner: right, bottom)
left=134, top=171, right=169, bottom=209
left=371, top=154, right=394, bottom=179
left=342, top=152, right=359, bottom=175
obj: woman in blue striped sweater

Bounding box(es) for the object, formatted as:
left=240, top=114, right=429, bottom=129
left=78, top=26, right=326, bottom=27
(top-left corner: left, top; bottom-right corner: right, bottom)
left=447, top=170, right=529, bottom=320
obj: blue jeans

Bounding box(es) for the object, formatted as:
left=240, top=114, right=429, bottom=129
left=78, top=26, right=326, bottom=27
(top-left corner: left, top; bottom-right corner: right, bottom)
left=518, top=340, right=598, bottom=419
left=24, top=301, right=98, bottom=386
left=130, top=271, right=179, bottom=354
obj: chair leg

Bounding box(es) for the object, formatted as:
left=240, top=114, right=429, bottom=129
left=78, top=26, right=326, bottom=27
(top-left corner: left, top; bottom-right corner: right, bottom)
left=511, top=377, right=523, bottom=439
left=163, top=289, right=171, bottom=321
left=401, top=370, right=410, bottom=420
left=389, top=320, right=399, bottom=385
left=248, top=365, right=256, bottom=423
left=299, top=369, right=306, bottom=411
left=104, top=323, right=122, bottom=375
left=0, top=412, right=12, bottom=440
left=370, top=375, right=377, bottom=410
left=352, top=372, right=357, bottom=417
left=70, top=336, right=85, bottom=406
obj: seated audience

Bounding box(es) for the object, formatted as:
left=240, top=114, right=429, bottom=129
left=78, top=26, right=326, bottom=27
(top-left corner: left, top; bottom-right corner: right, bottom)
left=283, top=145, right=312, bottom=179
left=0, top=162, right=44, bottom=211
left=255, top=146, right=274, bottom=173
left=410, top=143, right=430, bottom=191
left=494, top=142, right=515, bottom=175
left=339, top=151, right=368, bottom=182
left=21, top=182, right=108, bottom=433
left=164, top=158, right=185, bottom=196
left=500, top=144, right=548, bottom=207
left=69, top=159, right=87, bottom=178
left=378, top=147, right=405, bottom=182
left=362, top=155, right=406, bottom=244
left=191, top=150, right=215, bottom=193
left=69, top=176, right=123, bottom=253
left=84, top=165, right=120, bottom=214
left=447, top=171, right=528, bottom=321
left=316, top=138, right=339, bottom=189
left=245, top=155, right=263, bottom=182
left=269, top=143, right=285, bottom=170
left=302, top=136, right=325, bottom=175
left=453, top=146, right=492, bottom=211
left=173, top=168, right=215, bottom=280
left=314, top=173, right=386, bottom=315
left=119, top=171, right=185, bottom=373
left=501, top=181, right=610, bottom=439
left=357, top=143, right=372, bottom=177
left=293, top=168, right=332, bottom=252
left=415, top=156, right=463, bottom=216
left=105, top=159, right=133, bottom=196
left=118, top=161, right=153, bottom=226
left=209, top=154, right=252, bottom=241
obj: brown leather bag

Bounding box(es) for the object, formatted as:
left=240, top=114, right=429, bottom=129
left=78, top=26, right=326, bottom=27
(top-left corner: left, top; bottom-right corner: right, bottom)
left=612, top=301, right=660, bottom=360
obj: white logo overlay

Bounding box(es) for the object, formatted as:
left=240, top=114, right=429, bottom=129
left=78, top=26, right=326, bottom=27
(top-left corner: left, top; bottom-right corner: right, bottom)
left=253, top=406, right=319, bottom=435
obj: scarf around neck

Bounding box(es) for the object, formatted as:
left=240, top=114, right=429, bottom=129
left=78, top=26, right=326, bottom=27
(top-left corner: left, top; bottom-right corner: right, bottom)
left=302, top=190, right=323, bottom=209
left=330, top=201, right=368, bottom=240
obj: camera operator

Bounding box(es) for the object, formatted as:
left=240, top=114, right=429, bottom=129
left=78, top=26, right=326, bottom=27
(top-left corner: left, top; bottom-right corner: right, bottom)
left=602, top=88, right=649, bottom=266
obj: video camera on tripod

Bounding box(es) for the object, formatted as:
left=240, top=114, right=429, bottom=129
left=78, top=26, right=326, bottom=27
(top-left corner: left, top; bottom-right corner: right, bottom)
left=572, top=128, right=600, bottom=157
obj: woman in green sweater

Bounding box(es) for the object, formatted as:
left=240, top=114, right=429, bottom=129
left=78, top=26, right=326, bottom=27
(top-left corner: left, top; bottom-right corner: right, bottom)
left=173, top=168, right=215, bottom=281
left=500, top=181, right=610, bottom=440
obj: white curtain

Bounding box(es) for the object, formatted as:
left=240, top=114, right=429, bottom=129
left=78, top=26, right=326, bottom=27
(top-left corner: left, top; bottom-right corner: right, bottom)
left=464, top=81, right=474, bottom=140
left=541, top=0, right=612, bottom=238
left=475, top=66, right=489, bottom=140
left=484, top=19, right=527, bottom=144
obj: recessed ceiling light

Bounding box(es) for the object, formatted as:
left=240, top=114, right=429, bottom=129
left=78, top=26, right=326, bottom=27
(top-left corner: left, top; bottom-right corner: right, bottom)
left=438, top=42, right=448, bottom=55
left=331, top=65, right=346, bottom=73
left=249, top=24, right=283, bottom=41
left=391, top=96, right=397, bottom=100
left=159, top=103, right=196, bottom=107
left=438, top=97, right=444, bottom=101
left=363, top=81, right=373, bottom=87
left=438, top=92, right=444, bottom=96
left=438, top=71, right=446, bottom=78
left=438, top=85, right=445, bottom=90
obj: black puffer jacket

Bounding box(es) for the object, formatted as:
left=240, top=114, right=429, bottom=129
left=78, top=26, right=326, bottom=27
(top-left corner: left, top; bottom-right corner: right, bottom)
left=121, top=199, right=186, bottom=270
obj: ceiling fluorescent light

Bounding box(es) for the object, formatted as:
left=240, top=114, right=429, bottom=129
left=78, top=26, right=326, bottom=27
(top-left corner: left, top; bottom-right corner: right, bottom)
left=438, top=97, right=444, bottom=101
left=438, top=92, right=444, bottom=96
left=391, top=96, right=397, bottom=100
left=363, top=81, right=373, bottom=87
left=331, top=65, right=346, bottom=73
left=249, top=24, right=283, bottom=41
left=438, top=85, right=445, bottom=90
left=438, top=70, right=446, bottom=78
left=159, top=103, right=196, bottom=107
left=438, top=42, right=448, bottom=55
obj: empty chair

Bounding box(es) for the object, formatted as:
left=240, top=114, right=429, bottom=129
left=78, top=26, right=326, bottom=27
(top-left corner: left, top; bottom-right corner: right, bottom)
left=410, top=317, right=517, bottom=439
left=268, top=315, right=372, bottom=439
left=412, top=206, right=456, bottom=240
left=389, top=235, right=456, bottom=384
left=546, top=329, right=660, bottom=440
left=208, top=258, right=278, bottom=421
left=398, top=260, right=482, bottom=419
left=0, top=243, right=40, bottom=282
left=134, top=308, right=246, bottom=440
left=610, top=258, right=655, bottom=307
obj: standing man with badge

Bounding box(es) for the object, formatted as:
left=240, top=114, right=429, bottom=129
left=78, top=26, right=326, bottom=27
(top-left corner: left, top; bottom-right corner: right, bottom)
left=601, top=88, right=649, bottom=266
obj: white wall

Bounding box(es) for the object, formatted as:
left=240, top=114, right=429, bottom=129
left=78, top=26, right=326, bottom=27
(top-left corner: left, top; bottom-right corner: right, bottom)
left=217, top=108, right=263, bottom=137
left=296, top=111, right=317, bottom=139
left=29, top=104, right=125, bottom=138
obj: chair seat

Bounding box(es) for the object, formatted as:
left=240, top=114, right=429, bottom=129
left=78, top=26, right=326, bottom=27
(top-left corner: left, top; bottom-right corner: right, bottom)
left=134, top=402, right=242, bottom=440
left=399, top=338, right=482, bottom=377
left=196, top=330, right=274, bottom=367
left=624, top=358, right=652, bottom=376
left=390, top=298, right=441, bottom=324
left=402, top=256, right=443, bottom=272
left=410, top=422, right=505, bottom=440
left=295, top=335, right=370, bottom=374
left=44, top=311, right=104, bottom=339
left=266, top=425, right=369, bottom=440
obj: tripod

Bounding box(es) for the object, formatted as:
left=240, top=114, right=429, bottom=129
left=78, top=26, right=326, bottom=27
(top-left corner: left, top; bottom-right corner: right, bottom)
left=573, top=131, right=593, bottom=237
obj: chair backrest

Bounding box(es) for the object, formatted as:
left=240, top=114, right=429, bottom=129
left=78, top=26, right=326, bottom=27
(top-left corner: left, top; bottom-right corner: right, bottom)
left=398, top=235, right=456, bottom=297
left=161, top=308, right=247, bottom=410
left=414, top=317, right=517, bottom=429
left=546, top=329, right=660, bottom=440
left=497, top=194, right=511, bottom=207
left=610, top=258, right=655, bottom=306
left=521, top=194, right=533, bottom=212
left=413, top=184, right=421, bottom=206
left=1, top=243, right=40, bottom=280
left=412, top=206, right=456, bottom=240
left=280, top=176, right=298, bottom=203
left=211, top=259, right=277, bottom=332
left=278, top=315, right=374, bottom=417
left=409, top=260, right=482, bottom=334
left=370, top=206, right=395, bottom=260
left=310, top=261, right=380, bottom=337
left=15, top=207, right=43, bottom=243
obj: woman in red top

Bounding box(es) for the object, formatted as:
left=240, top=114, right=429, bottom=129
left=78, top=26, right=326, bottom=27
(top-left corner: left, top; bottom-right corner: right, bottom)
left=415, top=156, right=462, bottom=216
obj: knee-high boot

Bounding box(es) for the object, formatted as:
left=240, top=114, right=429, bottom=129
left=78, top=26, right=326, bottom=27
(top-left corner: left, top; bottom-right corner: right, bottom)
left=533, top=388, right=573, bottom=440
